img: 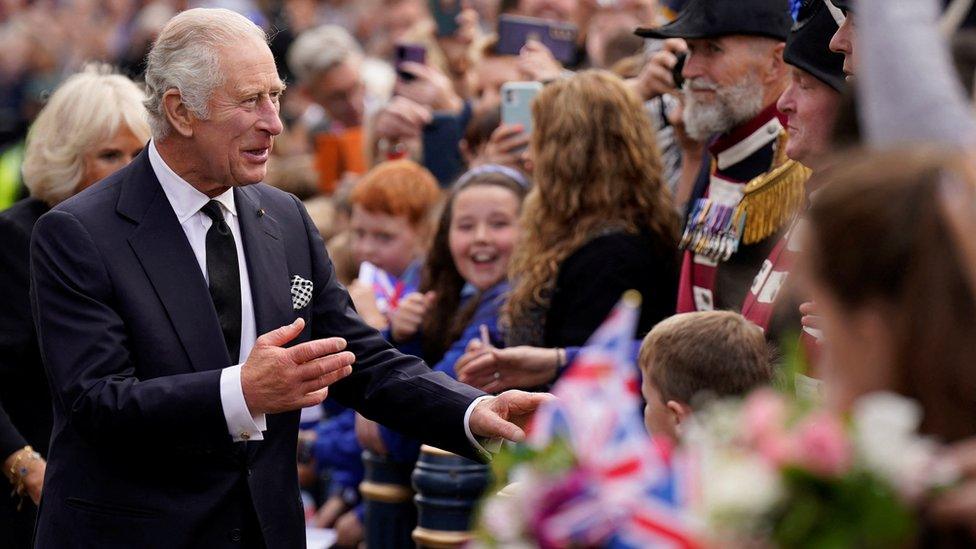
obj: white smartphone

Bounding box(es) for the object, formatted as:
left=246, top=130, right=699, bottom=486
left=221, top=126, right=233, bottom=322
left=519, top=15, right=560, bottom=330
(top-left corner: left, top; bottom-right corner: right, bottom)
left=501, top=81, right=544, bottom=137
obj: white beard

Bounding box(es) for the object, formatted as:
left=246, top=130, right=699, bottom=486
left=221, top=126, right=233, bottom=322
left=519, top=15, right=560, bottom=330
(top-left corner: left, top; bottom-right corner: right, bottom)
left=682, top=76, right=765, bottom=142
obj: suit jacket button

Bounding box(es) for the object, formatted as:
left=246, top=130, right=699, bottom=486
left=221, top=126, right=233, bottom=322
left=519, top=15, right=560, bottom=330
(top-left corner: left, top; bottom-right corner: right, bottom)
left=229, top=528, right=242, bottom=542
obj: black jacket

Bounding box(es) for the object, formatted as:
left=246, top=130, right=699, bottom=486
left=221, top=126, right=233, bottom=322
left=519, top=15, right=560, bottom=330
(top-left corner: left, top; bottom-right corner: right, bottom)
left=0, top=197, right=52, bottom=548
left=30, top=150, right=484, bottom=548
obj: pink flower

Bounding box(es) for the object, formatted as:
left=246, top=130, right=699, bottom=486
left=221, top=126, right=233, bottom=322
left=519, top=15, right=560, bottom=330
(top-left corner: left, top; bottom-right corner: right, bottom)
left=793, top=413, right=853, bottom=477
left=743, top=389, right=794, bottom=466
left=743, top=390, right=787, bottom=440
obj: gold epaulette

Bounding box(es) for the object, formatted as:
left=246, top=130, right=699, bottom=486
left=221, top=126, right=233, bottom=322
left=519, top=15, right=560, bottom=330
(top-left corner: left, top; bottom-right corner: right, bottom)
left=732, top=132, right=812, bottom=245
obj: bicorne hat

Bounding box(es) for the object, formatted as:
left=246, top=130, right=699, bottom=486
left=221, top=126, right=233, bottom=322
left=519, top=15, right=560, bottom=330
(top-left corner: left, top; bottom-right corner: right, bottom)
left=785, top=0, right=848, bottom=92
left=635, top=0, right=794, bottom=42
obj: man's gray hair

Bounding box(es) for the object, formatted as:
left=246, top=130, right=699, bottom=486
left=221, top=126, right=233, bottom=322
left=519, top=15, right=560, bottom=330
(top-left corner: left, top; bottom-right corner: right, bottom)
left=287, top=25, right=362, bottom=84
left=144, top=8, right=267, bottom=139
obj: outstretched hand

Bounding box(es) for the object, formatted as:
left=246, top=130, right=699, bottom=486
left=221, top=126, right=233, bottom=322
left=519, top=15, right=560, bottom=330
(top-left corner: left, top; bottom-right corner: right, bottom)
left=241, top=318, right=355, bottom=415
left=468, top=390, right=555, bottom=443
left=455, top=340, right=559, bottom=393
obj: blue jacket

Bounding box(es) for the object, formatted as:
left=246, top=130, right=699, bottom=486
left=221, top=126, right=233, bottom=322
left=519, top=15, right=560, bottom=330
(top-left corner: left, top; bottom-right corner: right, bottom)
left=380, top=282, right=509, bottom=462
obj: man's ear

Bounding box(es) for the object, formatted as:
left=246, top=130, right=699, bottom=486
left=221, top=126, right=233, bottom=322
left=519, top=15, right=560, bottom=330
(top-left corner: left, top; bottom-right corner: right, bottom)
left=162, top=89, right=195, bottom=138
left=763, top=42, right=788, bottom=86
left=667, top=400, right=693, bottom=435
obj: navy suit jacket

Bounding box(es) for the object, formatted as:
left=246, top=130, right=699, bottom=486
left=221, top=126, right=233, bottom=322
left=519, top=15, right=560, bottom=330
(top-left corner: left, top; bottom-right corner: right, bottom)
left=29, top=150, right=484, bottom=548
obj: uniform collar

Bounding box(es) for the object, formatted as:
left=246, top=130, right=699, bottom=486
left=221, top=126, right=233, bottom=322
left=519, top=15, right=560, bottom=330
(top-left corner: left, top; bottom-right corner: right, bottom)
left=709, top=103, right=787, bottom=170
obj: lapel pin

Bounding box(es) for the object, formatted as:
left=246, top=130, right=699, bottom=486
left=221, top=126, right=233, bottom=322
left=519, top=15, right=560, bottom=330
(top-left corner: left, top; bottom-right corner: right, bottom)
left=257, top=208, right=265, bottom=218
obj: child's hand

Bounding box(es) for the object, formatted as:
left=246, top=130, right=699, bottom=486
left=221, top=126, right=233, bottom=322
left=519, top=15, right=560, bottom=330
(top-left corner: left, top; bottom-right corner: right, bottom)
left=312, top=494, right=349, bottom=528
left=390, top=291, right=436, bottom=342
left=355, top=413, right=387, bottom=456
left=348, top=279, right=388, bottom=330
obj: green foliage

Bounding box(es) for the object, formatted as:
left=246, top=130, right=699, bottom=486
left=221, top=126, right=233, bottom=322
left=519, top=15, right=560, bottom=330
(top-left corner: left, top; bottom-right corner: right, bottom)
left=772, top=467, right=915, bottom=548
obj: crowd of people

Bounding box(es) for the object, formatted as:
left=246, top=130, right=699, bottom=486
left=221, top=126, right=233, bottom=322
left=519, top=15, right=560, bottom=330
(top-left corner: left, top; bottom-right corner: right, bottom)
left=5, top=0, right=976, bottom=547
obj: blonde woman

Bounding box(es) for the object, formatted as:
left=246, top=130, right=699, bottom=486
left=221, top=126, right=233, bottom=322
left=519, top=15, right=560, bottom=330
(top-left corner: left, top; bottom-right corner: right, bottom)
left=0, top=64, right=148, bottom=547
left=507, top=70, right=680, bottom=351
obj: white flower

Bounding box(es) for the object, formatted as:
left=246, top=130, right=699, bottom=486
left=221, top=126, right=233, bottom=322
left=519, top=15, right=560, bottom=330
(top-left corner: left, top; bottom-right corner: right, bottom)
left=700, top=451, right=783, bottom=528
left=853, top=392, right=938, bottom=499
left=481, top=494, right=526, bottom=543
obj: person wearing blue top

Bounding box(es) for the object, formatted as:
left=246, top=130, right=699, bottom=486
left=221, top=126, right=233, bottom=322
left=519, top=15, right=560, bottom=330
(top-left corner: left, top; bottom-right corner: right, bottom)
left=381, top=281, right=510, bottom=462
left=359, top=166, right=530, bottom=463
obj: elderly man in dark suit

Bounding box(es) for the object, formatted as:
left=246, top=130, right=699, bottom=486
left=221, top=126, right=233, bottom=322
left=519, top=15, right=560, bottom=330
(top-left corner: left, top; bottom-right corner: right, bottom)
left=29, top=8, right=548, bottom=548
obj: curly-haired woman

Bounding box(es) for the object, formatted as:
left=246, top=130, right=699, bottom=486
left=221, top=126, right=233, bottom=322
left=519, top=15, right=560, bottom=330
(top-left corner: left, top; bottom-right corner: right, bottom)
left=505, top=70, right=680, bottom=354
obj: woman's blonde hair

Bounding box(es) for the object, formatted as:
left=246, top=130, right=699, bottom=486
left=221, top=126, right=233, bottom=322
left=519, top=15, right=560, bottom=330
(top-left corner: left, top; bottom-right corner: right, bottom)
left=21, top=64, right=150, bottom=206
left=506, top=70, right=679, bottom=340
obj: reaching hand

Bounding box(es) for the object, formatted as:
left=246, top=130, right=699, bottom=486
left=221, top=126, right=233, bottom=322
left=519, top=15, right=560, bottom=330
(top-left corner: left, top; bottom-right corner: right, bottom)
left=390, top=291, right=436, bottom=343
left=437, top=7, right=481, bottom=77
left=630, top=38, right=688, bottom=101
left=455, top=341, right=559, bottom=393
left=347, top=279, right=388, bottom=331
left=479, top=123, right=530, bottom=169
left=240, top=318, right=355, bottom=415
left=312, top=494, right=349, bottom=528
left=373, top=96, right=433, bottom=142
left=518, top=39, right=564, bottom=82
left=334, top=509, right=365, bottom=547
left=355, top=412, right=388, bottom=456
left=395, top=62, right=464, bottom=113
left=799, top=301, right=823, bottom=334
left=468, top=390, right=556, bottom=443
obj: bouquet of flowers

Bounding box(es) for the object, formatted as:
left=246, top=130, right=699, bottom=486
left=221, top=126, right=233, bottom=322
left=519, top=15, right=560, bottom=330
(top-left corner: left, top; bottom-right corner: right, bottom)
left=473, top=293, right=698, bottom=548
left=685, top=389, right=955, bottom=547
left=472, top=295, right=955, bottom=548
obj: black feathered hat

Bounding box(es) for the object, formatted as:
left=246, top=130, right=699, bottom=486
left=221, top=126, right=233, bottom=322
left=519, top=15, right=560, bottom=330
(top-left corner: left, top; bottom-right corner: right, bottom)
left=785, top=0, right=847, bottom=92
left=635, top=0, right=794, bottom=42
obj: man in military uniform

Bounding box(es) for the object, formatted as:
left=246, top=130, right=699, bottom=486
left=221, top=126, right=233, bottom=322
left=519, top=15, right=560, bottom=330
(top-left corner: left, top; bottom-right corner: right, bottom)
left=637, top=0, right=806, bottom=314
left=743, top=0, right=847, bottom=338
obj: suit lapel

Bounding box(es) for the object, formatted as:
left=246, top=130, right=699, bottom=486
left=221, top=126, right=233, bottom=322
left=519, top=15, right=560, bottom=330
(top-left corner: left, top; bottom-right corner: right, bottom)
left=235, top=186, right=293, bottom=336
left=121, top=151, right=231, bottom=372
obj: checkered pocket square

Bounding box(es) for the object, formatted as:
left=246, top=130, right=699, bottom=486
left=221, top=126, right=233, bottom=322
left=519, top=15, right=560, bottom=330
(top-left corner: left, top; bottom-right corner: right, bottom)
left=290, top=275, right=313, bottom=310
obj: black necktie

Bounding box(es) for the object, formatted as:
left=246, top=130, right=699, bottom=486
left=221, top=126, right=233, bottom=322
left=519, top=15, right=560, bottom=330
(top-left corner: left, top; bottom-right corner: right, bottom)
left=201, top=200, right=242, bottom=363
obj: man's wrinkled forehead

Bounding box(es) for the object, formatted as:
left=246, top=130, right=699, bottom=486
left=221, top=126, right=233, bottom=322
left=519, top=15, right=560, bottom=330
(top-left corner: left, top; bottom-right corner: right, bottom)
left=686, top=34, right=776, bottom=57
left=217, top=39, right=284, bottom=87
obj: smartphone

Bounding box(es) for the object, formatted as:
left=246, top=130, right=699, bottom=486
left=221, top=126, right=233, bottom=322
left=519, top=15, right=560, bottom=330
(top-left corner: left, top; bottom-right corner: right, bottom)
left=429, top=0, right=462, bottom=37
left=672, top=51, right=687, bottom=89
left=495, top=14, right=579, bottom=65
left=394, top=43, right=426, bottom=81
left=501, top=81, right=543, bottom=149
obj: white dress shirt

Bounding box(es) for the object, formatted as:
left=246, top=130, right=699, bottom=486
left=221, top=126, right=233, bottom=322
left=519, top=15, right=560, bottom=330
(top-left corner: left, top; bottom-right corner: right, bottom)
left=148, top=140, right=492, bottom=452
left=149, top=141, right=265, bottom=442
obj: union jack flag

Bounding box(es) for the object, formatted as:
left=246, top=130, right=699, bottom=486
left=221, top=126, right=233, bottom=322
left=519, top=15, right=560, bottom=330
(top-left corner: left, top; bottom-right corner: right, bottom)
left=527, top=291, right=699, bottom=548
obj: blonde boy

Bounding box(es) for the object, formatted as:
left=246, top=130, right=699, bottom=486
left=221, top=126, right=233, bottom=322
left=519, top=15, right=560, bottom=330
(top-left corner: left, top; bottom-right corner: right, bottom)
left=639, top=311, right=773, bottom=443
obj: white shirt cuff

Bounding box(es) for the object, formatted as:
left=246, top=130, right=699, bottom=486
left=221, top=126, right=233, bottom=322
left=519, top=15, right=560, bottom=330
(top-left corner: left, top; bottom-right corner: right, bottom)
left=220, top=365, right=267, bottom=442
left=463, top=395, right=502, bottom=458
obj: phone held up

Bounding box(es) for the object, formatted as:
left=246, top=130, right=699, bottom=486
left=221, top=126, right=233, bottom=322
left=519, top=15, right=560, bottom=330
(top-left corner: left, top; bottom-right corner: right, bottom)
left=672, top=51, right=687, bottom=90
left=501, top=81, right=543, bottom=152
left=429, top=0, right=462, bottom=37
left=394, top=43, right=427, bottom=82
left=495, top=14, right=579, bottom=65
